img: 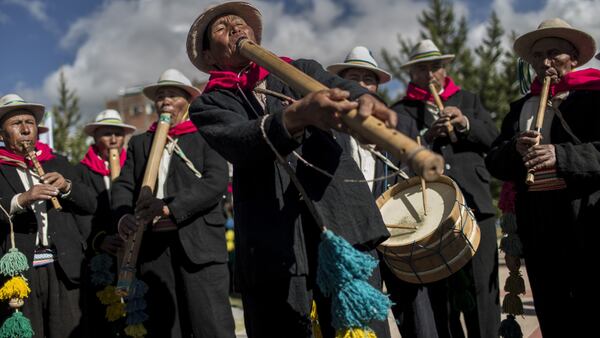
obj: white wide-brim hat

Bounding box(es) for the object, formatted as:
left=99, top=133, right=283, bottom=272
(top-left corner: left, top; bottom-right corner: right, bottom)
left=143, top=69, right=201, bottom=101
left=401, top=39, right=454, bottom=69
left=327, top=46, right=392, bottom=84
left=0, top=94, right=45, bottom=123
left=187, top=1, right=262, bottom=73
left=514, top=18, right=596, bottom=65
left=84, top=109, right=136, bottom=136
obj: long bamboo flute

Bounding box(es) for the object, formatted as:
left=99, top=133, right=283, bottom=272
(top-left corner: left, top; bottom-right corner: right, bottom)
left=23, top=142, right=62, bottom=211
left=116, top=113, right=171, bottom=297
left=237, top=39, right=444, bottom=181
left=428, top=82, right=458, bottom=143
left=417, top=137, right=428, bottom=216
left=525, top=76, right=551, bottom=185
left=108, top=147, right=121, bottom=181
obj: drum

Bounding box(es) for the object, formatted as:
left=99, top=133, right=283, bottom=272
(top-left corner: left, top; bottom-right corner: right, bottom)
left=377, top=175, right=480, bottom=284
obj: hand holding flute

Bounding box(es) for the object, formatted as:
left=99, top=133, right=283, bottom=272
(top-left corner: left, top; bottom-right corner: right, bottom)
left=428, top=82, right=458, bottom=143
left=18, top=141, right=64, bottom=211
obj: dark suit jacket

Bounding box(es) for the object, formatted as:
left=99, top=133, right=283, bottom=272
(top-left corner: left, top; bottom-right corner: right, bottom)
left=0, top=155, right=96, bottom=284
left=111, top=131, right=229, bottom=265
left=392, top=89, right=499, bottom=216
left=190, top=59, right=389, bottom=289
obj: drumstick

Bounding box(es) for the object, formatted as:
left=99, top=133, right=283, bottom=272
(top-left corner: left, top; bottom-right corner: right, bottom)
left=417, top=137, right=428, bottom=216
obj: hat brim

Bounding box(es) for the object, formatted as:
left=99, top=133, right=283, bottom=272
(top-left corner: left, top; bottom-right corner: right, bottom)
left=400, top=55, right=454, bottom=69
left=0, top=103, right=45, bottom=123
left=327, top=63, right=392, bottom=84
left=38, top=126, right=49, bottom=134
left=514, top=27, right=596, bottom=65
left=84, top=122, right=137, bottom=137
left=142, top=82, right=201, bottom=101
left=187, top=2, right=262, bottom=74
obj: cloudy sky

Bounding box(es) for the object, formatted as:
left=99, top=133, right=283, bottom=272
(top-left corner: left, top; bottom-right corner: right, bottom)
left=1, top=0, right=600, bottom=120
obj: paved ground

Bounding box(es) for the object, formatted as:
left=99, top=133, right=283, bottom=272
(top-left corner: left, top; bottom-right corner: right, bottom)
left=230, top=252, right=541, bottom=338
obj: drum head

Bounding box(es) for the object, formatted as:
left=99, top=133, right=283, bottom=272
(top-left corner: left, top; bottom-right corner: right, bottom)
left=378, top=178, right=456, bottom=247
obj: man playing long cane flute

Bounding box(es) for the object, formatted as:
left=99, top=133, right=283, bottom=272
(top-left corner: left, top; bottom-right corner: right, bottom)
left=392, top=39, right=500, bottom=337
left=77, top=109, right=135, bottom=337
left=111, top=69, right=235, bottom=338
left=0, top=94, right=97, bottom=337
left=186, top=2, right=398, bottom=337
left=486, top=18, right=600, bottom=337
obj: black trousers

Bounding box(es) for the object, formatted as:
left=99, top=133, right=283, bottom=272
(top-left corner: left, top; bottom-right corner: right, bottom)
left=139, top=232, right=235, bottom=338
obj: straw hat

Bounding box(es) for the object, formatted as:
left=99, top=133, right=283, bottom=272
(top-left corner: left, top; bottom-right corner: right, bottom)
left=0, top=94, right=45, bottom=123
left=84, top=109, right=136, bottom=136
left=327, top=46, right=392, bottom=84
left=514, top=18, right=596, bottom=65
left=401, top=39, right=454, bottom=69
left=187, top=1, right=262, bottom=73
left=142, top=69, right=201, bottom=101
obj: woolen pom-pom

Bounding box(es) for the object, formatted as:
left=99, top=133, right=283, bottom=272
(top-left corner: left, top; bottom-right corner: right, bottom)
left=0, top=276, right=31, bottom=300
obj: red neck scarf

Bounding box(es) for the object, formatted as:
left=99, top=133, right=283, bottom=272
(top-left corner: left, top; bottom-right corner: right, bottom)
left=404, top=77, right=461, bottom=102
left=530, top=68, right=600, bottom=96
left=0, top=141, right=56, bottom=169
left=80, top=145, right=126, bottom=177
left=147, top=119, right=198, bottom=137
left=203, top=57, right=294, bottom=93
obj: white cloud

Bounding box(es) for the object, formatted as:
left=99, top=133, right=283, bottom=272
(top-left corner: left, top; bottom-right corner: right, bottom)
left=4, top=0, right=58, bottom=32
left=0, top=10, right=9, bottom=24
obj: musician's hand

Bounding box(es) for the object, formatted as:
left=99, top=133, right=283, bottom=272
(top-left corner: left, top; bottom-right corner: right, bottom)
left=442, top=106, right=468, bottom=130
left=99, top=234, right=124, bottom=256
left=522, top=144, right=556, bottom=171
left=283, top=88, right=358, bottom=134
left=42, top=172, right=71, bottom=193
left=17, top=184, right=59, bottom=206
left=356, top=94, right=397, bottom=128
left=516, top=130, right=541, bottom=156
left=424, top=117, right=450, bottom=143
left=135, top=188, right=168, bottom=226
left=118, top=214, right=139, bottom=240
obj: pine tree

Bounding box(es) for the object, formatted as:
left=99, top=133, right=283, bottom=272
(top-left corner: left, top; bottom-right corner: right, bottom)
left=52, top=70, right=88, bottom=162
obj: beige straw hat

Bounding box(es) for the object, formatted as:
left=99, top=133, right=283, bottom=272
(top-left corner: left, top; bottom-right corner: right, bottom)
left=142, top=69, right=201, bottom=101
left=401, top=39, right=454, bottom=69
left=0, top=94, right=45, bottom=123
left=84, top=109, right=136, bottom=137
left=327, top=46, right=392, bottom=84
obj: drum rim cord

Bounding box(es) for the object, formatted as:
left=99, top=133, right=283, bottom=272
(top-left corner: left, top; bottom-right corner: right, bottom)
left=381, top=201, right=476, bottom=284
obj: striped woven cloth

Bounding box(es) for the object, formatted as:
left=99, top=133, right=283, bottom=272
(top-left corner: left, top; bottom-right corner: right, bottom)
left=528, top=168, right=567, bottom=192
left=33, top=248, right=57, bottom=267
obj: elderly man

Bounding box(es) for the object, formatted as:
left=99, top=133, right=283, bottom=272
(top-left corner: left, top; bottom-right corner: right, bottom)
left=77, top=109, right=135, bottom=337
left=0, top=94, right=96, bottom=337
left=486, top=18, right=600, bottom=337
left=186, top=2, right=397, bottom=338
left=392, top=39, right=500, bottom=338
left=111, top=69, right=235, bottom=338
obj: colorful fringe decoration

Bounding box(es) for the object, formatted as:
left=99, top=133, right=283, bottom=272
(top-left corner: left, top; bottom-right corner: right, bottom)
left=317, top=230, right=391, bottom=336
left=498, top=182, right=525, bottom=338
left=517, top=58, right=534, bottom=95
left=0, top=204, right=34, bottom=338
left=89, top=253, right=115, bottom=287
left=335, top=328, right=377, bottom=338
left=225, top=229, right=235, bottom=252
left=311, top=300, right=323, bottom=338
left=124, top=323, right=147, bottom=338
left=124, top=278, right=148, bottom=337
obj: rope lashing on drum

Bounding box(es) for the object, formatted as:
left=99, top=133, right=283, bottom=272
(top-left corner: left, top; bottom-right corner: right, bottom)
left=259, top=115, right=391, bottom=337
left=498, top=181, right=525, bottom=338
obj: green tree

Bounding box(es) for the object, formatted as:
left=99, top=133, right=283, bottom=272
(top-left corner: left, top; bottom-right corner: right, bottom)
left=52, top=70, right=88, bottom=162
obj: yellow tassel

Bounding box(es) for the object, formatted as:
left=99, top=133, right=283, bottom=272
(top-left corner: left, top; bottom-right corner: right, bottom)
left=0, top=275, right=30, bottom=300
left=335, top=328, right=377, bottom=338
left=311, top=300, right=323, bottom=338
left=124, top=323, right=147, bottom=337
left=106, top=302, right=126, bottom=321
left=97, top=285, right=121, bottom=305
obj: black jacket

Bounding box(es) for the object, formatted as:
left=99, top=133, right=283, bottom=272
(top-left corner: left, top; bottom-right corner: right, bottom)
left=392, top=89, right=499, bottom=216
left=0, top=155, right=96, bottom=283
left=190, top=59, right=389, bottom=289
left=111, top=131, right=229, bottom=265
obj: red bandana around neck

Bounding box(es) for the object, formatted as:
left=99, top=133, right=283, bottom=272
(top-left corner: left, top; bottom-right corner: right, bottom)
left=147, top=119, right=198, bottom=137
left=203, top=57, right=294, bottom=93
left=80, top=145, right=127, bottom=177
left=405, top=77, right=461, bottom=102
left=0, top=141, right=56, bottom=169
left=530, top=68, right=600, bottom=97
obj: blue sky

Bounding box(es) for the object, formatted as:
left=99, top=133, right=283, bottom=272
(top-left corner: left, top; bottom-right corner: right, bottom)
left=3, top=0, right=598, bottom=118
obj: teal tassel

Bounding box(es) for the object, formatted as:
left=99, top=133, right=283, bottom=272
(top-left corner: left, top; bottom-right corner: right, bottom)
left=129, top=279, right=148, bottom=299
left=0, top=248, right=29, bottom=277
left=89, top=253, right=114, bottom=287
left=90, top=271, right=114, bottom=287
left=500, top=213, right=518, bottom=234
left=499, top=314, right=523, bottom=338
left=125, top=298, right=147, bottom=312
left=316, top=230, right=377, bottom=295
left=125, top=311, right=149, bottom=325
left=330, top=278, right=392, bottom=330
left=125, top=278, right=149, bottom=325
left=0, top=311, right=34, bottom=338
left=90, top=253, right=113, bottom=272
left=500, top=234, right=523, bottom=257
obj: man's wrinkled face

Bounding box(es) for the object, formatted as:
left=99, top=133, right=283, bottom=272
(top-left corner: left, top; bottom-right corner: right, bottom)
left=202, top=14, right=257, bottom=71
left=341, top=68, right=379, bottom=94
left=154, top=87, right=190, bottom=125
left=409, top=61, right=447, bottom=90
left=0, top=112, right=38, bottom=155
left=94, top=126, right=125, bottom=159
left=530, top=37, right=578, bottom=83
